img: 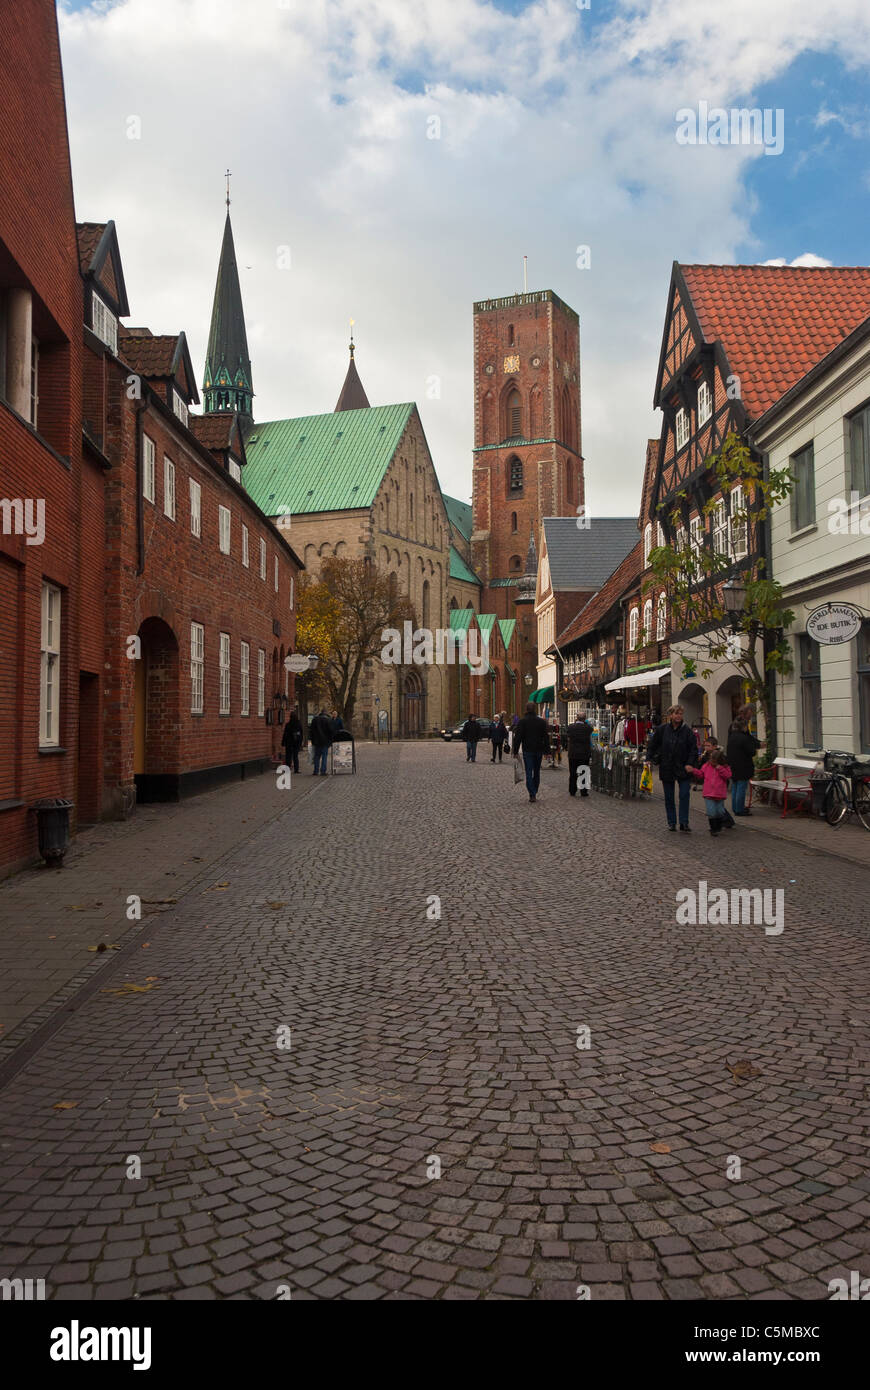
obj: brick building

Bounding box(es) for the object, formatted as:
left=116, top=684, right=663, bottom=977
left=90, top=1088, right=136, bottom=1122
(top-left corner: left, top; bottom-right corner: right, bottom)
left=0, top=0, right=95, bottom=875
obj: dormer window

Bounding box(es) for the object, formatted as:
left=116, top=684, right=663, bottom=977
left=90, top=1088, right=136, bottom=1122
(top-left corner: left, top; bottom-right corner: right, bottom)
left=91, top=291, right=117, bottom=353
left=171, top=387, right=189, bottom=427
left=697, top=379, right=712, bottom=427
left=675, top=406, right=690, bottom=451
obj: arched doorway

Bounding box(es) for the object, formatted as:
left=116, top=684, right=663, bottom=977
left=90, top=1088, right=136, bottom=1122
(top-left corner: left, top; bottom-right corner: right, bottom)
left=402, top=669, right=424, bottom=737
left=714, top=674, right=744, bottom=743
left=676, top=680, right=706, bottom=740
left=134, top=617, right=180, bottom=802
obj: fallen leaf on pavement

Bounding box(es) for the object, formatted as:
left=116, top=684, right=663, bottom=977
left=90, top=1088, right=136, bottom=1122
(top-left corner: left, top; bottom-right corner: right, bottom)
left=100, top=981, right=159, bottom=995
left=727, top=1060, right=761, bottom=1080
left=53, top=1101, right=78, bottom=1110
left=267, top=901, right=287, bottom=909
left=213, top=882, right=231, bottom=890
left=649, top=1142, right=671, bottom=1154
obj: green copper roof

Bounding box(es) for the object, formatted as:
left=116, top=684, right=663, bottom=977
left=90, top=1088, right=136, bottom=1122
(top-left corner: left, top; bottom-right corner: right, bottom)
left=443, top=494, right=472, bottom=540
left=498, top=618, right=516, bottom=649
left=477, top=613, right=497, bottom=635
left=449, top=544, right=480, bottom=585
left=243, top=403, right=414, bottom=515
left=449, top=607, right=474, bottom=631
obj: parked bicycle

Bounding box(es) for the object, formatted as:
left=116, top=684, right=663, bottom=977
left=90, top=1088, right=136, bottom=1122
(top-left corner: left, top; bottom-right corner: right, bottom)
left=808, top=747, right=870, bottom=830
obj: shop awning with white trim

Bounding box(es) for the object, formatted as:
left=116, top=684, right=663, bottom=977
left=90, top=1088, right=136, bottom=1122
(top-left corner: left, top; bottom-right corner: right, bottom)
left=604, top=667, right=670, bottom=692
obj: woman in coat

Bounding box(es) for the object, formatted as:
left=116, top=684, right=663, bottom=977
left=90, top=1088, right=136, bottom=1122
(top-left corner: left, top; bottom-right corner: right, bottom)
left=726, top=712, right=760, bottom=816
left=281, top=709, right=303, bottom=774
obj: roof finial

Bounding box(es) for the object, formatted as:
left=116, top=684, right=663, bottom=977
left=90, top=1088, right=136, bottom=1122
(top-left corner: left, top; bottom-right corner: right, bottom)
left=225, top=168, right=231, bottom=210
left=349, top=317, right=355, bottom=357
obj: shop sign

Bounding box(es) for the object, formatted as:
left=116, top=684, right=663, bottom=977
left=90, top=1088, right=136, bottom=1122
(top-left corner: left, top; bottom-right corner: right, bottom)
left=806, top=602, right=863, bottom=646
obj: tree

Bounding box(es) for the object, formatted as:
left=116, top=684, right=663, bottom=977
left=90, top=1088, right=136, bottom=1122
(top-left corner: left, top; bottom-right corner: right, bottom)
left=645, top=432, right=795, bottom=750
left=296, top=557, right=414, bottom=727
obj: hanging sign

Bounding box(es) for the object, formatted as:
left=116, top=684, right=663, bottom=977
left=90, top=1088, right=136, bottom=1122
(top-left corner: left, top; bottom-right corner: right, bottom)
left=806, top=602, right=863, bottom=646
left=284, top=654, right=311, bottom=673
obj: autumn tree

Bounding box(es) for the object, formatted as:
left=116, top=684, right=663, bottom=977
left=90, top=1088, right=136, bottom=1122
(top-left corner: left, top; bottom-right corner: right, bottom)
left=645, top=432, right=795, bottom=750
left=296, top=556, right=414, bottom=727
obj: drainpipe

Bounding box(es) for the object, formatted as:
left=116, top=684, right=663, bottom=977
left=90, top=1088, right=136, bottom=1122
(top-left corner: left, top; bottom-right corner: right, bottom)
left=134, top=396, right=147, bottom=575
left=760, top=449, right=778, bottom=759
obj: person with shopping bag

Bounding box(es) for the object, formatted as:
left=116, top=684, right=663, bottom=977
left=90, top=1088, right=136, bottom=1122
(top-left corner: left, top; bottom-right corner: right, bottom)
left=565, top=714, right=592, bottom=797
left=512, top=701, right=551, bottom=803
left=646, top=703, right=698, bottom=831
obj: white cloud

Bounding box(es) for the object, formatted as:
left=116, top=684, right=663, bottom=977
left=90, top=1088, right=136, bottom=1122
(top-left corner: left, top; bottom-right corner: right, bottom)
left=58, top=0, right=870, bottom=517
left=761, top=253, right=834, bottom=267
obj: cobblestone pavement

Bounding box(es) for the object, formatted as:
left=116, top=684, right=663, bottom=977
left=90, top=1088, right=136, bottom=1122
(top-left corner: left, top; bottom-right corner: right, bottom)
left=0, top=744, right=868, bottom=1301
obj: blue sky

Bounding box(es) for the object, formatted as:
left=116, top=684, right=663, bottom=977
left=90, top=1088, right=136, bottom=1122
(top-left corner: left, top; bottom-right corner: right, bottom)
left=56, top=0, right=870, bottom=512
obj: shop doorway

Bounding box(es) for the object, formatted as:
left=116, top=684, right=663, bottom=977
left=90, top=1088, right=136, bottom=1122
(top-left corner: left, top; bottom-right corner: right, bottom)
left=133, top=617, right=181, bottom=802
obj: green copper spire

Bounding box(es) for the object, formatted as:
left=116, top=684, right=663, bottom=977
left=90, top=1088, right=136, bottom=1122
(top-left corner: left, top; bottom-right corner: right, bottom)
left=202, top=202, right=253, bottom=426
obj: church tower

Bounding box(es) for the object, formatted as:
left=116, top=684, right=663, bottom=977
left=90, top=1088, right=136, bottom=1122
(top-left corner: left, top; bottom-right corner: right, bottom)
left=202, top=188, right=254, bottom=432
left=471, top=289, right=583, bottom=598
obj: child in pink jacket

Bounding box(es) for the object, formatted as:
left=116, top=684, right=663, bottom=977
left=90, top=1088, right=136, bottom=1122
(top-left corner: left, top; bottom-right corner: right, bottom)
left=686, top=748, right=733, bottom=835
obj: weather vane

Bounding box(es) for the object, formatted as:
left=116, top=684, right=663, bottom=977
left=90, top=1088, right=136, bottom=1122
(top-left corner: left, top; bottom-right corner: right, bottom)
left=225, top=169, right=231, bottom=210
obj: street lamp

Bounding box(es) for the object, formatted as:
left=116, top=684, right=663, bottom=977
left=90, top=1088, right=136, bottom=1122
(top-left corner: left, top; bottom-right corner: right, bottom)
left=721, top=579, right=747, bottom=629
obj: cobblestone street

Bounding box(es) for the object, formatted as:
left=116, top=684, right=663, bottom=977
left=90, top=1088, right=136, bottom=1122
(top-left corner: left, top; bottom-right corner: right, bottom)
left=1, top=743, right=868, bottom=1301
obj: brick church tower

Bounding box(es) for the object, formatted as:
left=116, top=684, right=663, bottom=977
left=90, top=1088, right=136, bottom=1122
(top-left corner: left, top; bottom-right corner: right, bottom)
left=471, top=289, right=584, bottom=612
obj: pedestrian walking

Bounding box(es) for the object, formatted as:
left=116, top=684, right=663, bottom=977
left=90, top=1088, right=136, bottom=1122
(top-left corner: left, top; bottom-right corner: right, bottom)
left=281, top=707, right=303, bottom=774
left=330, top=709, right=345, bottom=738
left=547, top=716, right=562, bottom=767
left=726, top=706, right=760, bottom=816
left=309, top=707, right=333, bottom=776
left=464, top=714, right=481, bottom=762
left=491, top=713, right=509, bottom=762
left=565, top=713, right=592, bottom=797
left=512, top=701, right=551, bottom=803
left=698, top=736, right=736, bottom=827
left=646, top=703, right=698, bottom=831
left=687, top=748, right=734, bottom=835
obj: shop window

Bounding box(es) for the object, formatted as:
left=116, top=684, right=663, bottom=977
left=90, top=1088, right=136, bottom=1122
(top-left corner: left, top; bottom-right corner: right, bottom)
left=799, top=633, right=822, bottom=747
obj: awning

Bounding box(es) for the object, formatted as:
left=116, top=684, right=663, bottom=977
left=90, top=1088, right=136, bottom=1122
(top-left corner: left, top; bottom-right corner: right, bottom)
left=531, top=685, right=555, bottom=703
left=604, top=667, right=670, bottom=692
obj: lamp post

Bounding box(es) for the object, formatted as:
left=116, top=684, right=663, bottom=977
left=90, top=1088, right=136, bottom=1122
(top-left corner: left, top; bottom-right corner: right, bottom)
left=722, top=579, right=747, bottom=631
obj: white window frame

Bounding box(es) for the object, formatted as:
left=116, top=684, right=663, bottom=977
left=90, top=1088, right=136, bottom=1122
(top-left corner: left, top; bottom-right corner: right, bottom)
left=219, top=632, right=231, bottom=714
left=219, top=504, right=231, bottom=555
left=229, top=460, right=241, bottom=484
left=190, top=622, right=204, bottom=714
left=643, top=522, right=653, bottom=566
left=189, top=477, right=201, bottom=537
left=713, top=498, right=728, bottom=555
left=656, top=592, right=667, bottom=642
left=259, top=537, right=266, bottom=580
left=642, top=598, right=653, bottom=645
left=163, top=456, right=176, bottom=520
left=242, top=525, right=249, bottom=568
left=730, top=484, right=748, bottom=560
left=143, top=434, right=156, bottom=503
left=171, top=388, right=188, bottom=427
left=629, top=606, right=639, bottom=649
left=91, top=290, right=117, bottom=354
left=40, top=581, right=61, bottom=746
left=257, top=648, right=265, bottom=717
left=656, top=521, right=665, bottom=547
left=240, top=641, right=250, bottom=716
left=675, top=406, right=690, bottom=451
left=599, top=636, right=606, bottom=657
left=697, top=379, right=712, bottom=427
left=689, top=514, right=703, bottom=559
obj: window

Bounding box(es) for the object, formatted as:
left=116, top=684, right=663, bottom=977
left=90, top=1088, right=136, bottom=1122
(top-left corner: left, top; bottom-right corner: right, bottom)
left=190, top=622, right=204, bottom=714
left=229, top=460, right=241, bottom=484
left=689, top=515, right=703, bottom=572
left=730, top=484, right=747, bottom=559
left=219, top=632, right=230, bottom=714
left=713, top=498, right=728, bottom=554
left=143, top=434, right=156, bottom=503
left=289, top=576, right=295, bottom=609
left=511, top=511, right=518, bottom=533
left=171, top=388, right=188, bottom=427
left=274, top=556, right=279, bottom=592
left=189, top=478, right=201, bottom=537
left=697, top=379, right=712, bottom=427
left=599, top=637, right=607, bottom=657
left=240, top=641, right=250, bottom=716
left=642, top=598, right=653, bottom=644
left=40, top=582, right=61, bottom=746
left=509, top=456, right=523, bottom=493
left=859, top=622, right=870, bottom=753
left=91, top=291, right=117, bottom=353
left=242, top=525, right=249, bottom=567
left=163, top=457, right=175, bottom=520
left=507, top=390, right=522, bottom=439
left=657, top=521, right=665, bottom=547
left=219, top=505, right=231, bottom=554
left=259, top=537, right=266, bottom=579
left=675, top=407, right=690, bottom=450
left=799, top=633, right=822, bottom=747
left=257, top=649, right=265, bottom=717
left=656, top=592, right=667, bottom=642
left=629, top=607, right=639, bottom=649
left=848, top=401, right=870, bottom=498
left=790, top=441, right=816, bottom=531
left=508, top=324, right=514, bottom=346
left=30, top=337, right=38, bottom=427
left=643, top=522, right=653, bottom=566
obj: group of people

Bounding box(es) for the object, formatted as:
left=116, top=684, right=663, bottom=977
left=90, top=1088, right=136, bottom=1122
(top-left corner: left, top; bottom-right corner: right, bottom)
left=646, top=702, right=760, bottom=836
left=460, top=713, right=514, bottom=763
left=280, top=707, right=345, bottom=776
left=460, top=703, right=592, bottom=804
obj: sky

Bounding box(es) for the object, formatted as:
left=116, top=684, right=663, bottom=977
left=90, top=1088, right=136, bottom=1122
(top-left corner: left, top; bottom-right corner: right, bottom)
left=58, top=0, right=870, bottom=516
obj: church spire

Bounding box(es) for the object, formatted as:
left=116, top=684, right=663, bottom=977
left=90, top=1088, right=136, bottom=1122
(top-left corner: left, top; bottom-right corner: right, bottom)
left=202, top=194, right=253, bottom=428
left=334, top=323, right=370, bottom=412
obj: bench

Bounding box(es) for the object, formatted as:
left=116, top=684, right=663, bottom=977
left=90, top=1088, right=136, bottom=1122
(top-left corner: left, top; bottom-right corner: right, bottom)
left=749, top=756, right=817, bottom=816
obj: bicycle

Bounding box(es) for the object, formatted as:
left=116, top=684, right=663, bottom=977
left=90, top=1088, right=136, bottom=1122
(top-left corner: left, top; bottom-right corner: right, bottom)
left=808, top=747, right=870, bottom=830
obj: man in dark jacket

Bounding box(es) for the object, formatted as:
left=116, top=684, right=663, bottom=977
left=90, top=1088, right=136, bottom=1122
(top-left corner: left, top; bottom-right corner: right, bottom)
left=490, top=714, right=509, bottom=762
left=646, top=703, right=698, bottom=831
left=309, top=708, right=333, bottom=776
left=512, top=701, right=551, bottom=802
left=281, top=708, right=303, bottom=774
left=566, top=715, right=592, bottom=797
left=464, top=714, right=481, bottom=762
left=726, top=711, right=760, bottom=816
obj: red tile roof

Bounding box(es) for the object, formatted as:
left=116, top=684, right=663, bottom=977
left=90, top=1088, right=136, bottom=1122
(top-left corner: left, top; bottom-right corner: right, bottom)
left=555, top=539, right=644, bottom=648
left=119, top=328, right=178, bottom=378
left=76, top=222, right=105, bottom=273
left=191, top=413, right=236, bottom=450
left=680, top=264, right=870, bottom=421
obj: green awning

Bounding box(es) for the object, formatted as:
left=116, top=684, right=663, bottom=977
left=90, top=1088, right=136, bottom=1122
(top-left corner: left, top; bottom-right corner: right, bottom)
left=531, top=686, right=554, bottom=704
